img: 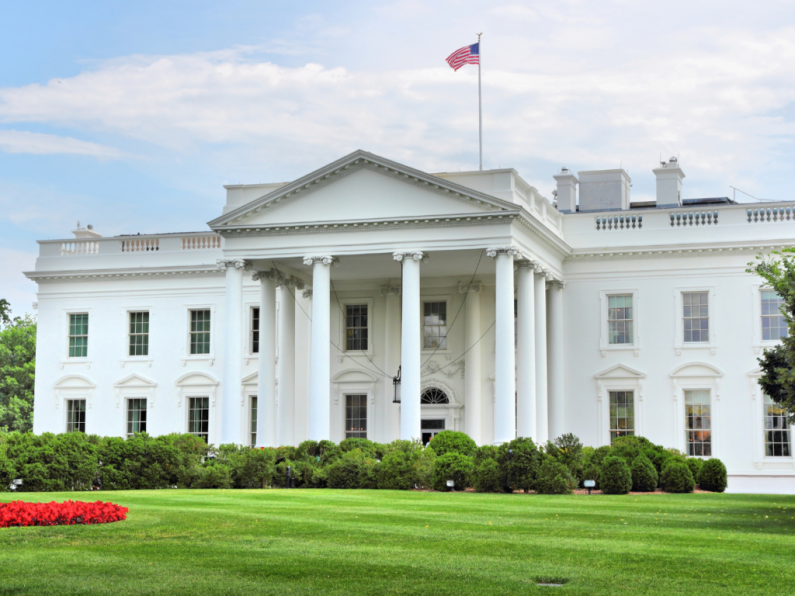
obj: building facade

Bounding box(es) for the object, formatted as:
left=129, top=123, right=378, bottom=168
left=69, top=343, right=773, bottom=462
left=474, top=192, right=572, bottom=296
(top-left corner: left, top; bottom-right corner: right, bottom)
left=26, top=150, right=794, bottom=493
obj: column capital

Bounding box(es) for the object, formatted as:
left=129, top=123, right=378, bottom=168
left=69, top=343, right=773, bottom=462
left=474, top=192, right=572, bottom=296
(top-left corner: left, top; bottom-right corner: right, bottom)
left=393, top=250, right=429, bottom=263
left=217, top=258, right=249, bottom=271
left=514, top=259, right=537, bottom=270
left=251, top=269, right=278, bottom=282
left=546, top=278, right=567, bottom=290
left=380, top=286, right=401, bottom=296
left=302, top=289, right=313, bottom=299
left=458, top=281, right=483, bottom=293
left=274, top=273, right=305, bottom=290
left=303, top=255, right=339, bottom=267
left=486, top=246, right=521, bottom=258
left=534, top=266, right=550, bottom=277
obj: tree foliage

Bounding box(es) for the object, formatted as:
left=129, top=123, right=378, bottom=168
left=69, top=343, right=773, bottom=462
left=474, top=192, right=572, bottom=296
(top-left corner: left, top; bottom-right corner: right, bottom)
left=0, top=315, right=36, bottom=433
left=748, top=249, right=795, bottom=422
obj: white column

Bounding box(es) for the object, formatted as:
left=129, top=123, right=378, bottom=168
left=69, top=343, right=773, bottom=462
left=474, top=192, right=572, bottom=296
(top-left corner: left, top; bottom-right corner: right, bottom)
left=304, top=256, right=335, bottom=441
left=488, top=247, right=518, bottom=445
left=277, top=277, right=301, bottom=446
left=547, top=279, right=566, bottom=440
left=381, top=286, right=402, bottom=442
left=254, top=270, right=277, bottom=447
left=515, top=261, right=536, bottom=440
left=460, top=281, right=483, bottom=444
left=393, top=251, right=426, bottom=442
left=534, top=267, right=549, bottom=444
left=219, top=259, right=246, bottom=445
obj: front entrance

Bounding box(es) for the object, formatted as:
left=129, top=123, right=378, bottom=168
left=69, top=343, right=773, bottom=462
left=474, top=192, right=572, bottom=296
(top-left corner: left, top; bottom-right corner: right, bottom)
left=421, top=419, right=445, bottom=445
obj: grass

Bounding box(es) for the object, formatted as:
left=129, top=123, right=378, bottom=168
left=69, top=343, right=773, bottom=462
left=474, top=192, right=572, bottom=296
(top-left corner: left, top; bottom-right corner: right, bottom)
left=1, top=490, right=794, bottom=595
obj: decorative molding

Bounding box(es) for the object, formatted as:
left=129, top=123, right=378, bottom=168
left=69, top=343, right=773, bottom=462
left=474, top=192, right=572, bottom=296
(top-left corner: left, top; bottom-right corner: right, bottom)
left=486, top=246, right=520, bottom=258
left=251, top=270, right=278, bottom=282
left=302, top=289, right=313, bottom=299
left=393, top=251, right=429, bottom=263
left=422, top=359, right=465, bottom=380
left=547, top=279, right=566, bottom=289
left=379, top=286, right=401, bottom=296
left=514, top=259, right=537, bottom=270
left=457, top=281, right=482, bottom=293
left=303, top=255, right=339, bottom=267
left=566, top=243, right=795, bottom=262
left=27, top=266, right=223, bottom=283
left=216, top=259, right=248, bottom=270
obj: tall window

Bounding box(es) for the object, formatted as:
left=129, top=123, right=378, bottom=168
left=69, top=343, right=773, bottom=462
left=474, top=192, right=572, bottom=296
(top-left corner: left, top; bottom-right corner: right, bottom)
left=762, top=291, right=788, bottom=341
left=188, top=397, right=210, bottom=442
left=685, top=389, right=711, bottom=456
left=66, top=399, right=86, bottom=433
left=190, top=310, right=211, bottom=355
left=127, top=398, right=147, bottom=437
left=345, top=304, right=368, bottom=351
left=251, top=307, right=260, bottom=354
left=345, top=394, right=367, bottom=439
left=608, top=295, right=633, bottom=344
left=69, top=313, right=89, bottom=357
left=764, top=394, right=791, bottom=457
left=683, top=292, right=709, bottom=343
left=423, top=301, right=447, bottom=349
left=609, top=391, right=634, bottom=443
left=250, top=396, right=258, bottom=447
left=129, top=311, right=149, bottom=356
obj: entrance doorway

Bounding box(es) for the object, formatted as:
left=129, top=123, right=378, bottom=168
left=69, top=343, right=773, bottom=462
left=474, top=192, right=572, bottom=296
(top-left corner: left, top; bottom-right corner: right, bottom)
left=421, top=419, right=445, bottom=445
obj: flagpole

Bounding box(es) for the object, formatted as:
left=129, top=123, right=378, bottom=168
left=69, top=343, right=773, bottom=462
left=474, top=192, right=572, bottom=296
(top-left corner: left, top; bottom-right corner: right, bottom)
left=477, top=32, right=483, bottom=171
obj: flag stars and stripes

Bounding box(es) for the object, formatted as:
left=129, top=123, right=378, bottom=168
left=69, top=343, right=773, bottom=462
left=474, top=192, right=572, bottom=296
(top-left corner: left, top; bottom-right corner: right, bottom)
left=446, top=42, right=479, bottom=71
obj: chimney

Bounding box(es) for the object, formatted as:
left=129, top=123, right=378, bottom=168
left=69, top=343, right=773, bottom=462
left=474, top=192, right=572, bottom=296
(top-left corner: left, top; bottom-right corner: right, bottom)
left=553, top=167, right=578, bottom=213
left=653, top=157, right=685, bottom=208
left=577, top=169, right=631, bottom=212
left=72, top=221, right=102, bottom=239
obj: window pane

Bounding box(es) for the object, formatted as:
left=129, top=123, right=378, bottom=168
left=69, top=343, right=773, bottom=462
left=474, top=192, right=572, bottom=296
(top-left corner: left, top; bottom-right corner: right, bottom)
left=345, top=394, right=367, bottom=439
left=250, top=396, right=258, bottom=447
left=608, top=295, right=633, bottom=344
left=190, top=310, right=211, bottom=354
left=69, top=313, right=89, bottom=357
left=128, top=311, right=150, bottom=356
left=126, top=398, right=148, bottom=437
left=423, top=302, right=447, bottom=349
left=683, top=292, right=709, bottom=343
left=761, top=291, right=788, bottom=341
left=685, top=389, right=712, bottom=456
left=251, top=308, right=260, bottom=354
left=609, top=391, right=634, bottom=444
left=188, top=397, right=210, bottom=441
left=345, top=304, right=368, bottom=351
left=764, top=394, right=791, bottom=456
left=66, top=399, right=86, bottom=433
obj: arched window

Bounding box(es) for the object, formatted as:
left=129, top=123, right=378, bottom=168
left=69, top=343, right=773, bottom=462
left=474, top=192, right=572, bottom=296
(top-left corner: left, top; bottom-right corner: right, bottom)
left=421, top=388, right=449, bottom=404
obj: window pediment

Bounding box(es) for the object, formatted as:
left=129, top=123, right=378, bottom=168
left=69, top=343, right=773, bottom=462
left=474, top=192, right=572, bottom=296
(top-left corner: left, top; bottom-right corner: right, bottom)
left=594, top=364, right=646, bottom=380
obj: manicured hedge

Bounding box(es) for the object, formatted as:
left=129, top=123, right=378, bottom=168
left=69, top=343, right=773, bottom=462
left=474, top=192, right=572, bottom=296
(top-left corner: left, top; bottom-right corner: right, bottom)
left=0, top=430, right=727, bottom=495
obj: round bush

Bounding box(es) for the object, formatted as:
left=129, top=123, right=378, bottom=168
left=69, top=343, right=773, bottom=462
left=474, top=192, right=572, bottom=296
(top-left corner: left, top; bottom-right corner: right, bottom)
left=432, top=452, right=474, bottom=491
left=377, top=451, right=414, bottom=490
left=472, top=459, right=502, bottom=493
left=661, top=461, right=695, bottom=493
left=698, top=459, right=727, bottom=493
left=600, top=456, right=632, bottom=494
left=630, top=454, right=658, bottom=492
left=686, top=458, right=703, bottom=482
left=326, top=451, right=377, bottom=489
left=500, top=437, right=542, bottom=493
left=427, top=431, right=477, bottom=458
left=535, top=458, right=575, bottom=495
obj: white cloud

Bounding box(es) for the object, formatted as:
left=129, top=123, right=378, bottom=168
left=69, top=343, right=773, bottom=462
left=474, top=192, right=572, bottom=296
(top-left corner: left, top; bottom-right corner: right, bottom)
left=0, top=129, right=122, bottom=158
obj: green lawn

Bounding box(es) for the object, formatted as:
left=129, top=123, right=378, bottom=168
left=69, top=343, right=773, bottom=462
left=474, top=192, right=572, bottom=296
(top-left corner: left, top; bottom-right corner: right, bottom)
left=1, top=490, right=794, bottom=595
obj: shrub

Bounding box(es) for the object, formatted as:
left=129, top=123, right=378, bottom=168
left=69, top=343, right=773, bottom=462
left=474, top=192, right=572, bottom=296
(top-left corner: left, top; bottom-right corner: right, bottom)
left=377, top=450, right=414, bottom=490
left=194, top=461, right=232, bottom=489
left=413, top=446, right=436, bottom=490
left=630, top=454, right=658, bottom=492
left=326, top=450, right=378, bottom=489
left=686, top=458, right=704, bottom=483
left=427, top=431, right=476, bottom=458
left=546, top=433, right=584, bottom=480
left=698, top=459, right=728, bottom=493
left=432, top=452, right=473, bottom=491
left=339, top=438, right=377, bottom=457
left=661, top=461, right=695, bottom=493
left=600, top=456, right=632, bottom=494
left=499, top=437, right=542, bottom=492
left=535, top=457, right=576, bottom=495
left=472, top=458, right=502, bottom=493
left=581, top=445, right=611, bottom=489
left=473, top=445, right=499, bottom=466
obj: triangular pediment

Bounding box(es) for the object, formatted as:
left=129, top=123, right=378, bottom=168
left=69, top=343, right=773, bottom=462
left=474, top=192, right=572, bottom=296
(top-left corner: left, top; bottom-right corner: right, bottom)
left=113, top=373, right=157, bottom=389
left=594, top=364, right=646, bottom=379
left=209, top=150, right=518, bottom=230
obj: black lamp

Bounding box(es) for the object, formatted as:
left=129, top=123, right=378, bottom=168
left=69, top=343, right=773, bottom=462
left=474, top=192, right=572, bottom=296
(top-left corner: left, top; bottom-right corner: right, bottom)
left=393, top=366, right=401, bottom=403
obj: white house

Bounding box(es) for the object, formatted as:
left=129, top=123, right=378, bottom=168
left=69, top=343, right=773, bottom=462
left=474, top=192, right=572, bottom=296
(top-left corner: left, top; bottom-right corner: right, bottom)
left=26, top=150, right=795, bottom=493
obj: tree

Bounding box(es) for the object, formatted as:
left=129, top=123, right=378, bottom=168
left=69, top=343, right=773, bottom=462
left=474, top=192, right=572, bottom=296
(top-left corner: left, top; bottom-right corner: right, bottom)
left=748, top=248, right=795, bottom=423
left=0, top=315, right=36, bottom=432
left=0, top=299, right=10, bottom=326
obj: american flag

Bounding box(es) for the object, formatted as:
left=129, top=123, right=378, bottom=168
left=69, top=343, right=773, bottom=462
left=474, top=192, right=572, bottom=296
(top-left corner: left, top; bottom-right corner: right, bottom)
left=446, top=42, right=479, bottom=71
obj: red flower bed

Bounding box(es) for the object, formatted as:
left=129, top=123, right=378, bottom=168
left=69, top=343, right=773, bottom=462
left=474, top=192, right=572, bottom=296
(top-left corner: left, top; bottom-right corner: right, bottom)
left=0, top=500, right=129, bottom=528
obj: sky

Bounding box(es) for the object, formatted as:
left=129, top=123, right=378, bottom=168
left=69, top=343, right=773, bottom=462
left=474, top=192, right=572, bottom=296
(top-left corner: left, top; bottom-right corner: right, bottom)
left=2, top=0, right=795, bottom=316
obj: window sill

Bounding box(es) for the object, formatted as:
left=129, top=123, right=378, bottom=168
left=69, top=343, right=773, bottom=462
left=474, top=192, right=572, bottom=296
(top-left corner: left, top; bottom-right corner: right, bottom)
left=675, top=344, right=716, bottom=356
left=754, top=341, right=783, bottom=355
left=119, top=358, right=153, bottom=368
left=180, top=356, right=215, bottom=367
left=599, top=345, right=640, bottom=357
left=59, top=360, right=92, bottom=369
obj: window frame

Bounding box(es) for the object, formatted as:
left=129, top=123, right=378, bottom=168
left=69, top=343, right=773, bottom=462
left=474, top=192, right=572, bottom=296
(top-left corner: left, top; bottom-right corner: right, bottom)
left=762, top=393, right=791, bottom=458
left=250, top=395, right=258, bottom=448
left=671, top=363, right=722, bottom=457
left=187, top=396, right=211, bottom=442
left=608, top=390, right=636, bottom=444
left=182, top=305, right=216, bottom=364
left=684, top=388, right=713, bottom=457
left=128, top=310, right=150, bottom=357
left=421, top=295, right=452, bottom=355
left=673, top=287, right=717, bottom=355
left=66, top=311, right=90, bottom=360
left=65, top=398, right=86, bottom=433
left=250, top=305, right=260, bottom=356
left=599, top=290, right=641, bottom=356
left=336, top=297, right=374, bottom=356
left=126, top=397, right=148, bottom=438
left=595, top=364, right=646, bottom=447
left=752, top=285, right=788, bottom=354
left=344, top=393, right=368, bottom=439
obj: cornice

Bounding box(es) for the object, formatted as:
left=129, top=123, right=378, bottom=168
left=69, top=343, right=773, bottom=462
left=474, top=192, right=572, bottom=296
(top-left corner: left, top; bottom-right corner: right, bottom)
left=25, top=265, right=223, bottom=283
left=566, top=242, right=795, bottom=262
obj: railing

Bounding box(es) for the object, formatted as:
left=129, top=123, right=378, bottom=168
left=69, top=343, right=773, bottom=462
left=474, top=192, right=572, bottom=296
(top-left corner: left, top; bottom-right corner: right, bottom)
left=748, top=207, right=793, bottom=223
left=121, top=238, right=160, bottom=252
left=60, top=241, right=99, bottom=255
left=670, top=211, right=718, bottom=227
left=182, top=235, right=222, bottom=250
left=595, top=215, right=642, bottom=230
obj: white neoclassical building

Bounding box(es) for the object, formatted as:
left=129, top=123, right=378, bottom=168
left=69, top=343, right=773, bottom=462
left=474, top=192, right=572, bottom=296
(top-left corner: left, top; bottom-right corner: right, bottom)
left=26, top=150, right=795, bottom=493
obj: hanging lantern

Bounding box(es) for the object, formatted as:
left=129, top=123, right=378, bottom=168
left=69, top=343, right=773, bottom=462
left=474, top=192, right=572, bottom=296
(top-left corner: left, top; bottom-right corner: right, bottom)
left=393, top=366, right=402, bottom=403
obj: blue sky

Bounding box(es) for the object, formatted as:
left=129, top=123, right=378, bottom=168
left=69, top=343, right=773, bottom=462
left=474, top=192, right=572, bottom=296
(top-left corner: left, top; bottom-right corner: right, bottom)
left=2, top=0, right=795, bottom=316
